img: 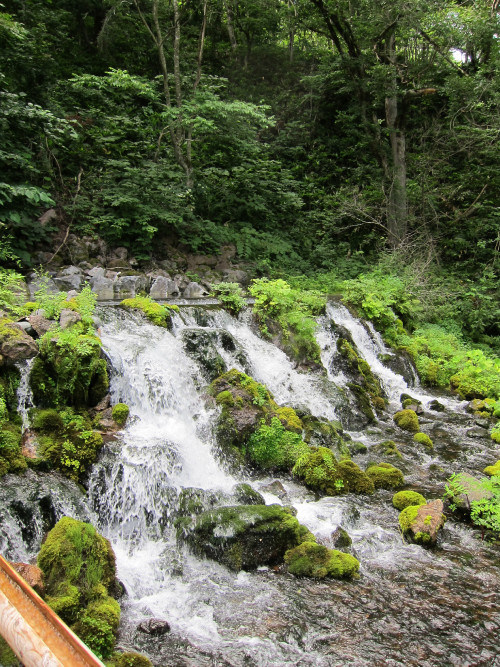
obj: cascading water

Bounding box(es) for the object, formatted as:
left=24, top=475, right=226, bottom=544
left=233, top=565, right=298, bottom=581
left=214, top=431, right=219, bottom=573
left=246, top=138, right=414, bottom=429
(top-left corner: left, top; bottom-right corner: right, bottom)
left=2, top=303, right=500, bottom=666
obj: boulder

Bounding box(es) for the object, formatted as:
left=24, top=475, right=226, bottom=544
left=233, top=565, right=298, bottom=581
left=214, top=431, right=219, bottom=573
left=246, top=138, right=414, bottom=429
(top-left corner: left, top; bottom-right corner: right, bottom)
left=366, top=462, right=404, bottom=490
left=0, top=321, right=39, bottom=361
left=393, top=409, right=420, bottom=432
left=59, top=309, right=82, bottom=330
left=284, top=541, right=359, bottom=579
left=54, top=266, right=83, bottom=292
left=114, top=275, right=149, bottom=299
left=27, top=275, right=59, bottom=300
left=137, top=618, right=171, bottom=636
left=176, top=504, right=309, bottom=571
left=10, top=562, right=45, bottom=595
left=28, top=314, right=55, bottom=337
left=91, top=276, right=115, bottom=301
left=183, top=281, right=208, bottom=298
left=259, top=480, right=288, bottom=500
left=399, top=499, right=445, bottom=546
left=149, top=276, right=180, bottom=299
left=428, top=399, right=445, bottom=412
left=392, top=490, right=427, bottom=511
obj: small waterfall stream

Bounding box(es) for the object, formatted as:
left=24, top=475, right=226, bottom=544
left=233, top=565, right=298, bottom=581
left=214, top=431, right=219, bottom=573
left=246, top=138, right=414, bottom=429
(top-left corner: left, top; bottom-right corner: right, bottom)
left=2, top=302, right=500, bottom=666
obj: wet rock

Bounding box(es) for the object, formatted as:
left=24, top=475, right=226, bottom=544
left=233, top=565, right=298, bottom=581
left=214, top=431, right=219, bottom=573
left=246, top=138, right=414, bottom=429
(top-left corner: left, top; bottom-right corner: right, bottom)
left=330, top=526, right=352, bottom=549
left=59, top=308, right=82, bottom=330
left=176, top=504, right=308, bottom=571
left=466, top=427, right=489, bottom=439
left=182, top=329, right=227, bottom=382
left=466, top=399, right=494, bottom=414
left=429, top=399, right=445, bottom=412
left=232, top=483, right=265, bottom=505
left=393, top=409, right=420, bottom=432
left=94, top=394, right=111, bottom=411
left=177, top=487, right=226, bottom=517
left=260, top=480, right=288, bottom=500
left=392, top=490, right=427, bottom=511
left=10, top=562, right=45, bottom=595
left=365, top=462, right=404, bottom=490
left=28, top=314, right=55, bottom=337
left=137, top=618, right=171, bottom=636
left=284, top=541, right=359, bottom=579
left=379, top=352, right=416, bottom=386
left=474, top=418, right=490, bottom=429
left=0, top=321, right=39, bottom=361
left=399, top=499, right=445, bottom=546
left=301, top=414, right=350, bottom=461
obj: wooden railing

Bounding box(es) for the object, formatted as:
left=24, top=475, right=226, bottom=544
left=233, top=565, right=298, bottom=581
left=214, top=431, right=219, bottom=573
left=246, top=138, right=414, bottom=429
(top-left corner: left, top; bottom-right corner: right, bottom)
left=0, top=554, right=106, bottom=667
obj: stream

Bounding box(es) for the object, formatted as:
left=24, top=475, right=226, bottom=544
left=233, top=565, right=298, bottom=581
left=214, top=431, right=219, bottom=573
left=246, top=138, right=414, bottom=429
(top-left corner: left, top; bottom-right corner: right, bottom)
left=1, top=302, right=500, bottom=666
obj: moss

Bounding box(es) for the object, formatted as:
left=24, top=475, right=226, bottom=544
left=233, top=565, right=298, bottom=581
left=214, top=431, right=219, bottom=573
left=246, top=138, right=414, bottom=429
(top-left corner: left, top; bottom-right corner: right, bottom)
left=347, top=383, right=376, bottom=423
left=292, top=446, right=342, bottom=495
left=413, top=432, right=434, bottom=450
left=120, top=296, right=178, bottom=328
left=392, top=490, right=427, bottom=511
left=31, top=408, right=65, bottom=433
left=338, top=338, right=386, bottom=410
left=38, top=517, right=117, bottom=623
left=111, top=403, right=129, bottom=426
left=348, top=440, right=368, bottom=455
left=374, top=440, right=402, bottom=459
left=275, top=406, right=303, bottom=433
left=233, top=483, right=265, bottom=505
left=301, top=414, right=350, bottom=460
left=337, top=460, right=375, bottom=494
left=32, top=328, right=108, bottom=408
left=215, top=390, right=234, bottom=407
left=398, top=504, right=422, bottom=533
left=107, top=652, right=153, bottom=667
left=484, top=460, right=500, bottom=476
left=393, top=409, right=420, bottom=432
left=366, top=462, right=404, bottom=489
left=0, top=636, right=19, bottom=666
left=284, top=541, right=359, bottom=579
left=0, top=420, right=25, bottom=478
left=246, top=417, right=310, bottom=471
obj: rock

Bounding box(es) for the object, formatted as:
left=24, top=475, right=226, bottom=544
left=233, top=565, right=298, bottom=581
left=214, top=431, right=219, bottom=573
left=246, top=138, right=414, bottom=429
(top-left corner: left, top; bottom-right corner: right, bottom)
left=27, top=275, right=59, bottom=300
left=260, top=480, right=288, bottom=500
left=176, top=504, right=309, bottom=571
left=91, top=276, right=115, bottom=301
left=284, top=541, right=359, bottom=579
left=15, top=320, right=35, bottom=335
left=399, top=499, right=445, bottom=546
left=54, top=266, right=83, bottom=292
left=38, top=208, right=57, bottom=225
left=232, top=483, right=265, bottom=505
left=10, top=562, right=45, bottom=595
left=110, top=247, right=128, bottom=262
left=59, top=309, right=82, bottom=330
left=149, top=276, right=180, bottom=299
left=379, top=352, right=416, bottom=386
left=0, top=321, right=39, bottom=361
left=183, top=281, right=208, bottom=298
left=87, top=267, right=105, bottom=279
left=137, top=618, right=171, bottom=636
left=28, top=314, right=55, bottom=337
left=366, top=462, right=404, bottom=490
left=302, top=414, right=350, bottom=461
left=177, top=488, right=225, bottom=517
left=392, top=490, right=427, bottom=511
left=428, top=399, right=445, bottom=412
left=114, top=275, right=149, bottom=299
left=182, top=329, right=227, bottom=381
left=466, top=398, right=494, bottom=414
left=466, top=427, right=489, bottom=439
left=222, top=269, right=250, bottom=286
left=330, top=526, right=352, bottom=549
left=413, top=432, right=434, bottom=450
left=474, top=418, right=490, bottom=429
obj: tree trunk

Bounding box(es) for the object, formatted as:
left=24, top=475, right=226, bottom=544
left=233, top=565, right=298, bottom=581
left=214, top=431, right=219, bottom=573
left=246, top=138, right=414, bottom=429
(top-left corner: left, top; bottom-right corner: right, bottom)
left=385, top=94, right=407, bottom=246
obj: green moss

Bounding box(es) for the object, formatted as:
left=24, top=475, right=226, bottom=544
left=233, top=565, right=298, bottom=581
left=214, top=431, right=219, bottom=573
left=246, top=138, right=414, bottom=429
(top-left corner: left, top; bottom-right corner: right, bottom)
left=31, top=408, right=65, bottom=433
left=274, top=406, right=303, bottom=433
left=246, top=417, right=309, bottom=471
left=413, top=432, right=434, bottom=450
left=107, top=652, right=153, bottom=667
left=484, top=460, right=500, bottom=476
left=233, top=483, right=265, bottom=505
left=393, top=409, right=420, bottom=432
left=215, top=390, right=234, bottom=407
left=292, top=446, right=342, bottom=495
left=284, top=541, right=359, bottom=579
left=374, top=440, right=402, bottom=459
left=398, top=504, right=423, bottom=533
left=347, top=383, right=376, bottom=423
left=32, top=328, right=108, bottom=408
left=111, top=403, right=129, bottom=426
left=120, top=296, right=178, bottom=328
left=338, top=338, right=386, bottom=406
left=392, top=490, right=427, bottom=511
left=0, top=420, right=25, bottom=478
left=38, top=517, right=117, bottom=623
left=366, top=462, right=404, bottom=489
left=302, top=414, right=350, bottom=460
left=337, top=460, right=375, bottom=494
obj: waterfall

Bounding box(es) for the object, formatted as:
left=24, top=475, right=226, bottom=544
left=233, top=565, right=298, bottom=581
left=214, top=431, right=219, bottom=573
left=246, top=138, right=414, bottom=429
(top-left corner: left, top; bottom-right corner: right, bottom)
left=15, top=358, right=35, bottom=432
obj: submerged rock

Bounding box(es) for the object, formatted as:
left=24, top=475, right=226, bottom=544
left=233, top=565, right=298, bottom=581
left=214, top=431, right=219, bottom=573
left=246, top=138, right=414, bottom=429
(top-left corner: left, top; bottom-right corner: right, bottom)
left=176, top=504, right=310, bottom=571
left=399, top=500, right=445, bottom=546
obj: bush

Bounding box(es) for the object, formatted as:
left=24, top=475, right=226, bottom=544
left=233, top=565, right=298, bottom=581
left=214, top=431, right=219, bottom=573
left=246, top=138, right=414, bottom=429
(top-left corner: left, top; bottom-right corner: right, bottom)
left=111, top=403, right=129, bottom=426
left=210, top=282, right=246, bottom=315
left=246, top=417, right=309, bottom=471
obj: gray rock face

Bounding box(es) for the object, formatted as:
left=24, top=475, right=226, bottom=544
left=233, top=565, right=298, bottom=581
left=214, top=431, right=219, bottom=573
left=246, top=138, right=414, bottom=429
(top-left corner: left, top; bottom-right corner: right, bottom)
left=54, top=266, right=83, bottom=291
left=0, top=323, right=39, bottom=361
left=114, top=275, right=149, bottom=299
left=87, top=267, right=105, bottom=279
left=59, top=309, right=82, bottom=329
left=183, top=281, right=208, bottom=298
left=91, top=276, right=115, bottom=301
left=27, top=275, right=59, bottom=300
left=149, top=276, right=180, bottom=299
left=222, top=269, right=249, bottom=286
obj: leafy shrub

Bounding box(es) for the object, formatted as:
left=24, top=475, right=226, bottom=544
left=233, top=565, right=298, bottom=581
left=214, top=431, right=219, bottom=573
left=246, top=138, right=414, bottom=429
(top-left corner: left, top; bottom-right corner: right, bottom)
left=210, top=282, right=246, bottom=315
left=246, top=417, right=309, bottom=470
left=0, top=269, right=26, bottom=316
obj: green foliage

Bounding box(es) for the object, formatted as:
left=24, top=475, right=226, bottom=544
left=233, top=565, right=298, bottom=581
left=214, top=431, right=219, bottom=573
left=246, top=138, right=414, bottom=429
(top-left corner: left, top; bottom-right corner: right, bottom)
left=120, top=296, right=178, bottom=328
left=249, top=278, right=325, bottom=363
left=0, top=269, right=26, bottom=315
left=246, top=417, right=309, bottom=471
left=468, top=477, right=500, bottom=535
left=210, top=282, right=246, bottom=315
left=292, top=446, right=341, bottom=495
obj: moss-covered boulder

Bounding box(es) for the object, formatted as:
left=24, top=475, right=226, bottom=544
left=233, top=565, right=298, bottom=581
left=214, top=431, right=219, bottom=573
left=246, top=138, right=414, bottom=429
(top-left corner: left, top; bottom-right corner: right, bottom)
left=0, top=317, right=38, bottom=362
left=177, top=487, right=227, bottom=517
left=392, top=490, right=427, bottom=511
left=413, top=432, right=434, bottom=450
left=484, top=460, right=500, bottom=477
left=399, top=500, right=445, bottom=546
left=393, top=409, right=420, bottom=432
left=176, top=504, right=311, bottom=571
left=107, top=652, right=153, bottom=667
left=31, top=328, right=108, bottom=408
left=232, top=483, right=265, bottom=505
left=337, top=460, right=375, bottom=494
left=301, top=414, right=350, bottom=460
left=366, top=462, right=404, bottom=490
left=284, top=541, right=359, bottom=579
left=120, top=296, right=178, bottom=328
left=246, top=417, right=310, bottom=471
left=38, top=517, right=120, bottom=659
left=111, top=403, right=129, bottom=426
left=292, top=446, right=343, bottom=495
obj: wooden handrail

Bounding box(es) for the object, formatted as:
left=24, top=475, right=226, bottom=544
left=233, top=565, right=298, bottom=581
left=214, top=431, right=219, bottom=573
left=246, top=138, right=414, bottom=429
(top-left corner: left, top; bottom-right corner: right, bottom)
left=0, top=554, right=106, bottom=667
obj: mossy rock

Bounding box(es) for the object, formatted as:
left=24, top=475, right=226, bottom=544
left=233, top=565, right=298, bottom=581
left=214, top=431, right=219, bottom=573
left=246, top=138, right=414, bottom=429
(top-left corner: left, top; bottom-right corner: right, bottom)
left=337, top=338, right=385, bottom=402
left=484, top=460, right=500, bottom=476
left=331, top=526, right=352, bottom=549
left=73, top=596, right=121, bottom=659
left=246, top=417, right=310, bottom=471
left=399, top=500, right=445, bottom=546
left=0, top=420, right=26, bottom=478
left=301, top=414, right=350, bottom=460
left=177, top=487, right=225, bottom=516
left=107, top=652, right=153, bottom=667
left=413, top=432, right=434, bottom=450
left=348, top=440, right=368, bottom=455
left=31, top=408, right=65, bottom=433
left=232, top=483, right=265, bottom=505
left=275, top=406, right=303, bottom=433
left=373, top=440, right=402, bottom=459
left=337, top=460, right=374, bottom=495
left=366, top=462, right=404, bottom=490
left=120, top=296, right=177, bottom=328
left=38, top=517, right=118, bottom=624
left=111, top=403, right=129, bottom=426
left=393, top=409, right=420, bottom=433
left=392, top=490, right=427, bottom=511
left=292, top=446, right=343, bottom=496
left=284, top=541, right=359, bottom=579
left=182, top=329, right=227, bottom=381
left=176, top=504, right=308, bottom=571
left=0, top=365, right=21, bottom=411
left=31, top=329, right=108, bottom=408
left=347, top=383, right=376, bottom=424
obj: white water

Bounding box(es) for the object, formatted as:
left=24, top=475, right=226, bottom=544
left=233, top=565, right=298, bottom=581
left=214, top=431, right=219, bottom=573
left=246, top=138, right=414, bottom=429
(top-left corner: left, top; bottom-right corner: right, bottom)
left=15, top=358, right=35, bottom=431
